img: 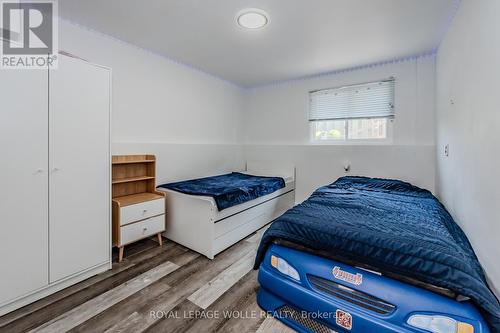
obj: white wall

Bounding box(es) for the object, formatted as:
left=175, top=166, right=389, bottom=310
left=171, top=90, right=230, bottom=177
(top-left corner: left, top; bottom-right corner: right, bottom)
left=59, top=19, right=438, bottom=207
left=243, top=58, right=436, bottom=201
left=436, top=0, right=500, bottom=297
left=244, top=57, right=435, bottom=145
left=59, top=19, right=245, bottom=178
left=112, top=143, right=244, bottom=184
left=244, top=145, right=435, bottom=203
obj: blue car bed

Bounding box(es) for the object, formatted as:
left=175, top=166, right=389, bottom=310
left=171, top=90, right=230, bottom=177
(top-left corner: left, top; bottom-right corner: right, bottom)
left=254, top=176, right=500, bottom=333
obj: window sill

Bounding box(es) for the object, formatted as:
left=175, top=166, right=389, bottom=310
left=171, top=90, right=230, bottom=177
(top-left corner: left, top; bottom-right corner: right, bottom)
left=309, top=139, right=394, bottom=146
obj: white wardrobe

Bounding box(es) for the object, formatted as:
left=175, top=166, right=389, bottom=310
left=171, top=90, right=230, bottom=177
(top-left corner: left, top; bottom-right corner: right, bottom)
left=0, top=53, right=111, bottom=315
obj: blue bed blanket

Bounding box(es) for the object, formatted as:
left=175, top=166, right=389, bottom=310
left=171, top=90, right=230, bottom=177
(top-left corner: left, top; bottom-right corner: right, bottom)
left=158, top=172, right=285, bottom=211
left=255, top=176, right=500, bottom=331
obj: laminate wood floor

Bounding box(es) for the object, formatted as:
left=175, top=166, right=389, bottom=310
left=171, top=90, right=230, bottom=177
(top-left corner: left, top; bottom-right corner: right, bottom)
left=0, top=227, right=296, bottom=333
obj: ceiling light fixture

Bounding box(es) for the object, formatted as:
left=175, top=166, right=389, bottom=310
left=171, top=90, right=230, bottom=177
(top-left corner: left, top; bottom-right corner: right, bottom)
left=236, top=8, right=269, bottom=30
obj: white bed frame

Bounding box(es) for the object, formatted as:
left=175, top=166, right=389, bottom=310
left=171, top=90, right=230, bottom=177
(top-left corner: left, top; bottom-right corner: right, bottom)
left=157, top=161, right=295, bottom=259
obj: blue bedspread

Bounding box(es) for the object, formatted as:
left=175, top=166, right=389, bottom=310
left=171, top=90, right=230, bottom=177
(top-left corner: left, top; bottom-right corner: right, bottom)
left=158, top=172, right=285, bottom=211
left=255, top=176, right=500, bottom=331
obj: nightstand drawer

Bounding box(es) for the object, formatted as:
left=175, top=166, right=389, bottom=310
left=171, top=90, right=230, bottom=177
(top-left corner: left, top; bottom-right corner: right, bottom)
left=120, top=215, right=165, bottom=245
left=120, top=198, right=164, bottom=225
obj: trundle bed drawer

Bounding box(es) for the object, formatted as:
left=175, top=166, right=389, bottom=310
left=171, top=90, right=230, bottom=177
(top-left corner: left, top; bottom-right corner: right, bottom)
left=214, top=190, right=293, bottom=238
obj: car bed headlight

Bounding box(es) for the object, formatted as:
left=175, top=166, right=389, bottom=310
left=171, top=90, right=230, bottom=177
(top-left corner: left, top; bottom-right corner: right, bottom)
left=271, top=255, right=300, bottom=281
left=407, top=314, right=474, bottom=333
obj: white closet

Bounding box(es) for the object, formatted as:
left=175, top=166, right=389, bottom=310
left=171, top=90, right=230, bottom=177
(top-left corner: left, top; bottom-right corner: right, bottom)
left=0, top=69, right=50, bottom=306
left=0, top=53, right=111, bottom=315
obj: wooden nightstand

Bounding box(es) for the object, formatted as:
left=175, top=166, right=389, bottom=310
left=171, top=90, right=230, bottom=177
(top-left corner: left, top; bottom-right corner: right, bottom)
left=112, top=155, right=166, bottom=262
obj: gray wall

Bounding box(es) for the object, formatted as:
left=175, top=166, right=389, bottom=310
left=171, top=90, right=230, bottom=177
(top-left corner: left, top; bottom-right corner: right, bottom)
left=436, top=0, right=500, bottom=297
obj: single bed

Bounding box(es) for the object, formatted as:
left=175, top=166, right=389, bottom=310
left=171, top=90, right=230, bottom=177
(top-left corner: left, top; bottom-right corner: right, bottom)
left=255, top=176, right=500, bottom=333
left=157, top=162, right=295, bottom=259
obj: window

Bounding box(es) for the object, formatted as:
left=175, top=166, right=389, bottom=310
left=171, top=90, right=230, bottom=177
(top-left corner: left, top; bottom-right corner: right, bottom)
left=309, top=79, right=395, bottom=142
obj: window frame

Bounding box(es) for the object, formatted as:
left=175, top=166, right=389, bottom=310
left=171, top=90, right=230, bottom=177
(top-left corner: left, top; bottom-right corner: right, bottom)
left=308, top=78, right=395, bottom=145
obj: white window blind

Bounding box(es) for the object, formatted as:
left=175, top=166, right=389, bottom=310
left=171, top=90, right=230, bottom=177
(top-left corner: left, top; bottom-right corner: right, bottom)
left=309, top=79, right=395, bottom=121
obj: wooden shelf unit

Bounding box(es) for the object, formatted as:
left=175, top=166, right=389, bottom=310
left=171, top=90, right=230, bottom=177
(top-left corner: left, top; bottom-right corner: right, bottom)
left=112, top=155, right=166, bottom=262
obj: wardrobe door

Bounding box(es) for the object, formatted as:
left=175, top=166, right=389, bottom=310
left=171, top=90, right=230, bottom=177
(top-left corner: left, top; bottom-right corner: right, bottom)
left=49, top=55, right=110, bottom=282
left=0, top=70, right=49, bottom=304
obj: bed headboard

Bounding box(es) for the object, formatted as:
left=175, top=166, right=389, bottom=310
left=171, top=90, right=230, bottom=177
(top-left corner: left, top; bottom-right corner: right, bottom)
left=246, top=161, right=295, bottom=181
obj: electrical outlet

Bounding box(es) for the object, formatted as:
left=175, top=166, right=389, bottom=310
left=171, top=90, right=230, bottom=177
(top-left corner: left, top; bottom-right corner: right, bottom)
left=444, top=144, right=449, bottom=157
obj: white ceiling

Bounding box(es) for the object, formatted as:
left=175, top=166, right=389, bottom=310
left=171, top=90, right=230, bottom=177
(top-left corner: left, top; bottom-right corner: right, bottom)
left=60, top=0, right=457, bottom=88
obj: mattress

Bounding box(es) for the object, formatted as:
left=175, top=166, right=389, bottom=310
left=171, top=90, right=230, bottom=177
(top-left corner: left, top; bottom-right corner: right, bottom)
left=254, top=176, right=500, bottom=332
left=158, top=172, right=285, bottom=210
